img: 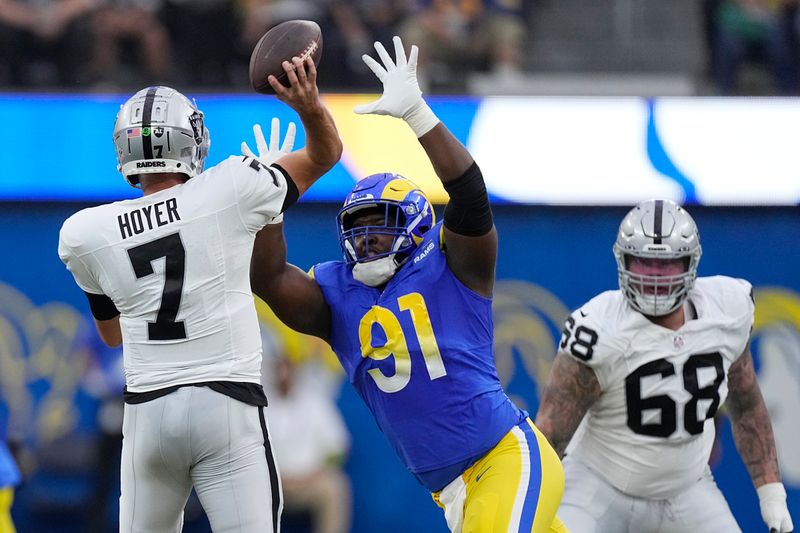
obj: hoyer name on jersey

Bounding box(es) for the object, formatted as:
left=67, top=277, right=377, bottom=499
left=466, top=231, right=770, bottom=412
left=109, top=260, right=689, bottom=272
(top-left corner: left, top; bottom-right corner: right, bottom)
left=118, top=198, right=181, bottom=240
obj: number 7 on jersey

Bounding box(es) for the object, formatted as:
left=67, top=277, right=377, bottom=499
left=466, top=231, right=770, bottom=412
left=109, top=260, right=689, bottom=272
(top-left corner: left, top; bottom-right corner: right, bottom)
left=127, top=232, right=188, bottom=341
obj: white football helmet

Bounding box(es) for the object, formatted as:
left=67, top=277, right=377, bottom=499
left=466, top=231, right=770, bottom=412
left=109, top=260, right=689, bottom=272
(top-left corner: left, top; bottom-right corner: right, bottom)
left=613, top=199, right=702, bottom=316
left=113, top=86, right=210, bottom=188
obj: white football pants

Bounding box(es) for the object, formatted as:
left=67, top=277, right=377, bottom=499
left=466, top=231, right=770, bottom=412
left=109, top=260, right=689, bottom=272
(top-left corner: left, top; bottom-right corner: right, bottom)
left=119, top=386, right=282, bottom=532
left=559, top=455, right=741, bottom=533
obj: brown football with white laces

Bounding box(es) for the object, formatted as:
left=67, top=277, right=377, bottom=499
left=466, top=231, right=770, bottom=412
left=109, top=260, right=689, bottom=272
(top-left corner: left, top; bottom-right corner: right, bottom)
left=249, top=20, right=323, bottom=94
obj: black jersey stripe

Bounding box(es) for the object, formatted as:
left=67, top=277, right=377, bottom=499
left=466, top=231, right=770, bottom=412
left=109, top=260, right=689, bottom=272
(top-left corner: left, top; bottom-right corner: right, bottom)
left=258, top=406, right=282, bottom=533
left=272, top=163, right=299, bottom=213
left=123, top=381, right=268, bottom=405
left=141, top=87, right=158, bottom=159
left=653, top=200, right=663, bottom=244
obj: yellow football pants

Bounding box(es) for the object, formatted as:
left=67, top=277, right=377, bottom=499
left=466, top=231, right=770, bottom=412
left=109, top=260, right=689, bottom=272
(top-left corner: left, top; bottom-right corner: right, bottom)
left=0, top=487, right=16, bottom=533
left=434, top=418, right=568, bottom=532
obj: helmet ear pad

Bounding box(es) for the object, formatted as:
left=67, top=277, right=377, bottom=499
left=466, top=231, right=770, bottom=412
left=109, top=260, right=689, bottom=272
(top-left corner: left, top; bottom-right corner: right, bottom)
left=113, top=86, right=211, bottom=188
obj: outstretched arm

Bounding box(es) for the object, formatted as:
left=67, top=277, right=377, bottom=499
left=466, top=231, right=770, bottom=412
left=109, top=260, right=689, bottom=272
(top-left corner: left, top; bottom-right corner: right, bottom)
left=419, top=125, right=497, bottom=297
left=263, top=56, right=343, bottom=196
left=355, top=37, right=497, bottom=296
left=244, top=111, right=331, bottom=340
left=244, top=59, right=337, bottom=339
left=727, top=344, right=793, bottom=532
left=535, top=352, right=602, bottom=458
left=250, top=222, right=332, bottom=341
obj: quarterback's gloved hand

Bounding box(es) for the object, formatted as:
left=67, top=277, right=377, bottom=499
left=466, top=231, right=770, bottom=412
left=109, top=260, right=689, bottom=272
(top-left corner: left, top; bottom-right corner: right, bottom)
left=758, top=482, right=794, bottom=532
left=241, top=117, right=296, bottom=167
left=354, top=36, right=439, bottom=137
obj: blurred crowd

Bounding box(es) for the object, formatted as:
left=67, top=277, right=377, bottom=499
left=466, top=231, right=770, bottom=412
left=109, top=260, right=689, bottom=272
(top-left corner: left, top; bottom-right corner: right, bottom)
left=2, top=0, right=800, bottom=94
left=703, top=0, right=800, bottom=94
left=0, top=0, right=533, bottom=93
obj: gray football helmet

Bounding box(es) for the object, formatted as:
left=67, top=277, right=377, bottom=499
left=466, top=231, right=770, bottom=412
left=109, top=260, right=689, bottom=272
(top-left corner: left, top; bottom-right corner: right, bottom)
left=113, top=86, right=210, bottom=187
left=613, top=199, right=702, bottom=316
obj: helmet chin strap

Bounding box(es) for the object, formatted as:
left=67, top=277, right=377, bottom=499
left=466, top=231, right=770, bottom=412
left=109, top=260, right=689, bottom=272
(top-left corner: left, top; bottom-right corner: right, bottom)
left=352, top=255, right=399, bottom=287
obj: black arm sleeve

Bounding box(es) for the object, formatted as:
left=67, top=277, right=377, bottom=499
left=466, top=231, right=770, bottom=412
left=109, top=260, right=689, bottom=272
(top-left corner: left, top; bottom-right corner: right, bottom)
left=271, top=163, right=299, bottom=213
left=442, top=162, right=493, bottom=236
left=84, top=291, right=120, bottom=320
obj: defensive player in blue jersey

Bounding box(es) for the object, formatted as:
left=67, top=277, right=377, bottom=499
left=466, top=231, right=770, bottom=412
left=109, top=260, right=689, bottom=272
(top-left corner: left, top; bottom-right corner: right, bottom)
left=249, top=36, right=567, bottom=532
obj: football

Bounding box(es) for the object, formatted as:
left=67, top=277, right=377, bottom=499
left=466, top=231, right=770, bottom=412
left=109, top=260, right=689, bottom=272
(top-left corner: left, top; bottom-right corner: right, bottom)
left=249, top=19, right=323, bottom=94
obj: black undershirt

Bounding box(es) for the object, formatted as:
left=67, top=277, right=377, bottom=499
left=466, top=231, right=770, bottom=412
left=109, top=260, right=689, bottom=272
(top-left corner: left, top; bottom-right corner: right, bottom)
left=124, top=380, right=268, bottom=406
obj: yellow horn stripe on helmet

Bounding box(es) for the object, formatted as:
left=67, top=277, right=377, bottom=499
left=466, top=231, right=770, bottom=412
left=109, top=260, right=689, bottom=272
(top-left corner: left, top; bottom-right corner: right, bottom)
left=380, top=177, right=416, bottom=202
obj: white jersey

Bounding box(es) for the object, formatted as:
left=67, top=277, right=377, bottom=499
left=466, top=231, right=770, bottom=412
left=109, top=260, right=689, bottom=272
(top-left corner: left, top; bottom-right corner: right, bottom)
left=562, top=276, right=754, bottom=499
left=58, top=156, right=292, bottom=392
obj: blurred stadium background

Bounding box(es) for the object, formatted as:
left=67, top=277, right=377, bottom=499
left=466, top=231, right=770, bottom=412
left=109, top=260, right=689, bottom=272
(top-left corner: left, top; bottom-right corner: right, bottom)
left=2, top=0, right=800, bottom=531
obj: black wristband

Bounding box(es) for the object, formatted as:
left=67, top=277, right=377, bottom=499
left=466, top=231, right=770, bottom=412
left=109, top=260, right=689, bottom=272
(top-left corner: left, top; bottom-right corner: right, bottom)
left=443, top=162, right=493, bottom=237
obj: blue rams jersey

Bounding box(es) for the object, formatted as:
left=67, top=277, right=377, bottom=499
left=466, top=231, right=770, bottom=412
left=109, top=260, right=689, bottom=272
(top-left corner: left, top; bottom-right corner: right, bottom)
left=313, top=222, right=525, bottom=489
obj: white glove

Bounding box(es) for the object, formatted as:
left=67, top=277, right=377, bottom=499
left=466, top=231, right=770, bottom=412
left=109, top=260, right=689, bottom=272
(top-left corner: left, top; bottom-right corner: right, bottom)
left=758, top=482, right=794, bottom=532
left=241, top=117, right=296, bottom=167
left=242, top=118, right=294, bottom=226
left=354, top=36, right=439, bottom=137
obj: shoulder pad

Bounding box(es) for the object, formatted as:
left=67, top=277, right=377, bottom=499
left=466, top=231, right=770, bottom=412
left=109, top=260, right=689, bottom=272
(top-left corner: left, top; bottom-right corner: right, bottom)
left=559, top=291, right=629, bottom=372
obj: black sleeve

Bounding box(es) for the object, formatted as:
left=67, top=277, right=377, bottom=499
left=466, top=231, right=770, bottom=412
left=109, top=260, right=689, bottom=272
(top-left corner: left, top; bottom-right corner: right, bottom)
left=271, top=163, right=299, bottom=213
left=84, top=291, right=120, bottom=320
left=443, top=162, right=494, bottom=237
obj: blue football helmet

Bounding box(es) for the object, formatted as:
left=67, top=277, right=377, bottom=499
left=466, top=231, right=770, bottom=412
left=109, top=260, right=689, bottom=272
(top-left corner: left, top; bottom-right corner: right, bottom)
left=338, top=173, right=435, bottom=264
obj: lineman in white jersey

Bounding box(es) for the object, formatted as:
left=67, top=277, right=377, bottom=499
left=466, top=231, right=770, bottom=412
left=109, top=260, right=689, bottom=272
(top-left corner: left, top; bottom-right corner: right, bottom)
left=536, top=200, right=794, bottom=533
left=58, top=56, right=342, bottom=532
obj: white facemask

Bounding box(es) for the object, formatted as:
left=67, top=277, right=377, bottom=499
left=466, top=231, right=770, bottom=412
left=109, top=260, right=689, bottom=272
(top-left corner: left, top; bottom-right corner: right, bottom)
left=352, top=255, right=398, bottom=287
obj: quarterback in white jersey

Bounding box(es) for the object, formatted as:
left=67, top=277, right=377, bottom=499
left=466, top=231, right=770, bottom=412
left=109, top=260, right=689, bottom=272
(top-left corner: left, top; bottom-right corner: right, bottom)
left=58, top=57, right=342, bottom=533
left=60, top=154, right=291, bottom=391
left=536, top=200, right=794, bottom=533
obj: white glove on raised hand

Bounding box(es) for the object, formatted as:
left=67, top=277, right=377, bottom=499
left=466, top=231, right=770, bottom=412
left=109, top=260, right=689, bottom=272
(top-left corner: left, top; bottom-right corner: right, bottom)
left=241, top=117, right=296, bottom=167
left=241, top=117, right=295, bottom=225
left=758, top=483, right=794, bottom=532
left=354, top=36, right=439, bottom=137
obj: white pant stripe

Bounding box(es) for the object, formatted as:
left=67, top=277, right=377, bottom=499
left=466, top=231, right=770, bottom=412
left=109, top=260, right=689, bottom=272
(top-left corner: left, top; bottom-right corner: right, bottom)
left=508, top=425, right=532, bottom=532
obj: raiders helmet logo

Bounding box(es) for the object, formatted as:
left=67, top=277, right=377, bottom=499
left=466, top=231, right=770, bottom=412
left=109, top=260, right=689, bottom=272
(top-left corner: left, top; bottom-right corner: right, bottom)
left=189, top=112, right=204, bottom=145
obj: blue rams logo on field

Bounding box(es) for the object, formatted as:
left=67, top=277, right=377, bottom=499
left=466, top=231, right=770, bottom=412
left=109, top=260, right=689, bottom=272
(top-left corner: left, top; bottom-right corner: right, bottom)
left=491, top=280, right=571, bottom=412
left=751, top=288, right=800, bottom=489
left=0, top=282, right=96, bottom=448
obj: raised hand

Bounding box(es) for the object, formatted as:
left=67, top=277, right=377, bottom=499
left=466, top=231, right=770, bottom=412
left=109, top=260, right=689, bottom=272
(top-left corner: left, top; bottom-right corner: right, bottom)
left=269, top=56, right=323, bottom=116
left=241, top=117, right=296, bottom=167
left=354, top=36, right=439, bottom=137
left=354, top=36, right=424, bottom=119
